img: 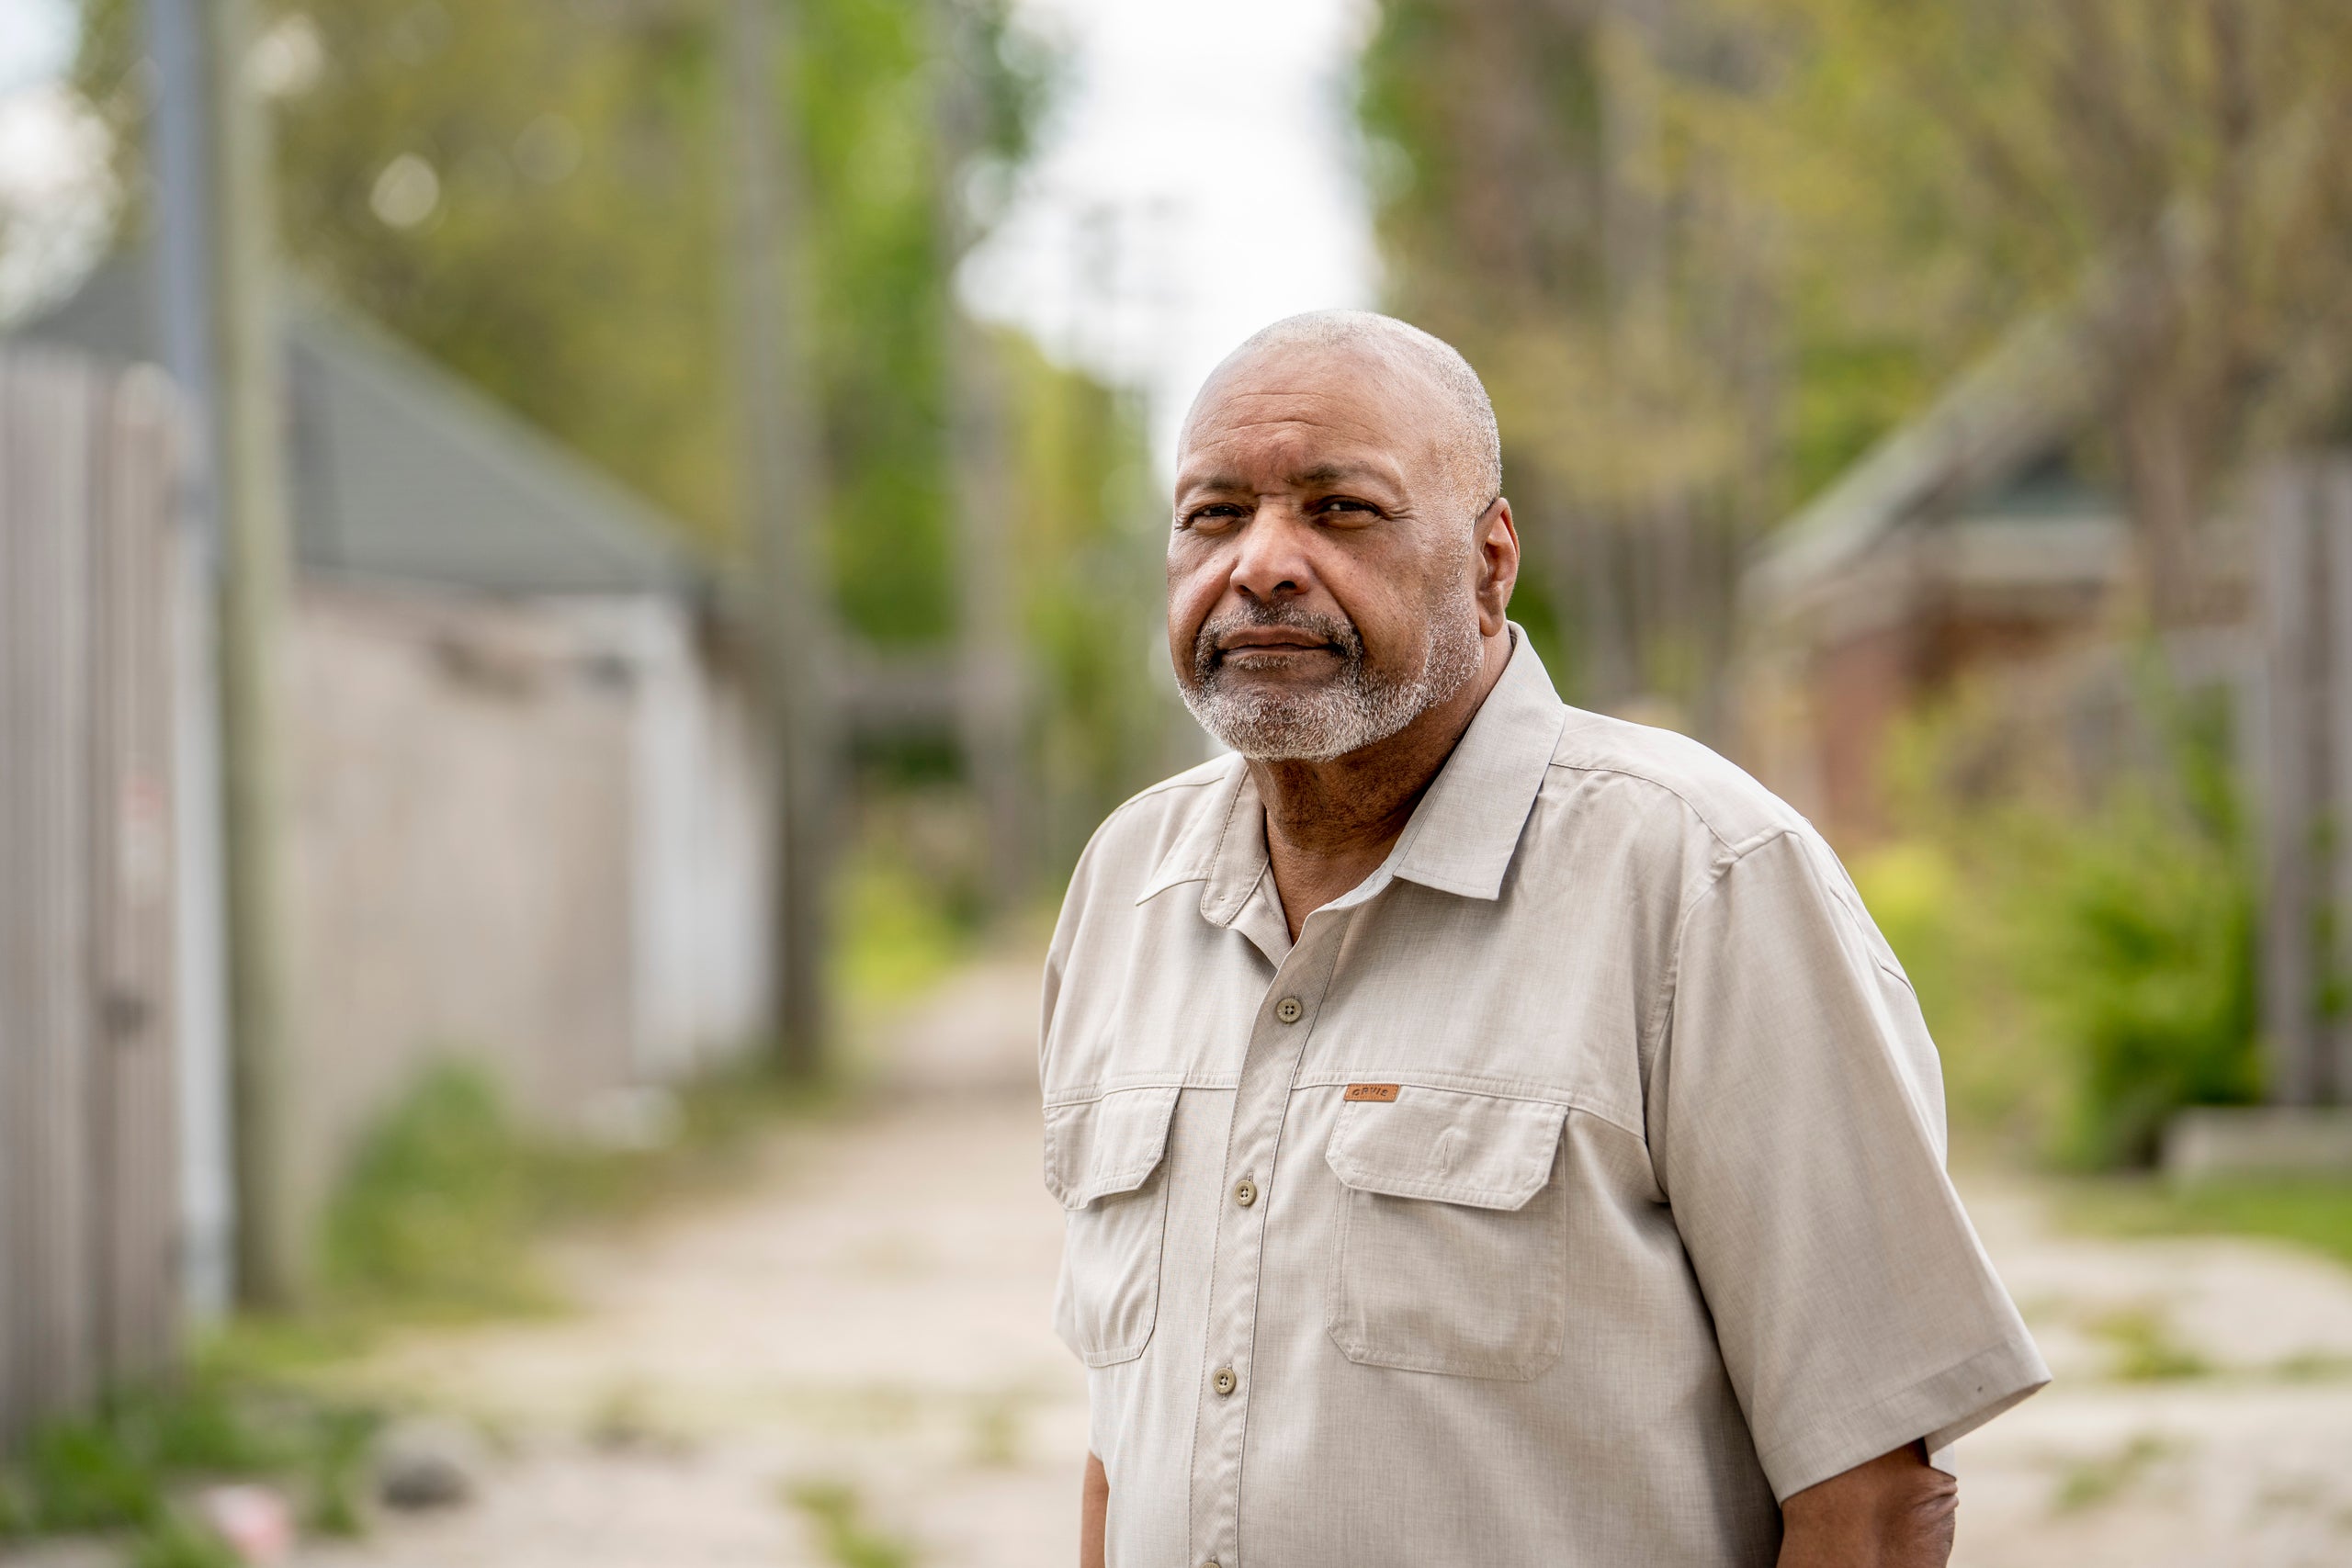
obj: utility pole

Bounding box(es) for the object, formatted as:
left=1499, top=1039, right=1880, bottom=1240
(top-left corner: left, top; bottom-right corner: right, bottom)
left=149, top=0, right=300, bottom=1306
left=723, top=0, right=838, bottom=1078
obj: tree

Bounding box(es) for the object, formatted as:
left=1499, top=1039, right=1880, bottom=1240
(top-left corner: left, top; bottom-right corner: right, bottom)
left=1360, top=0, right=1784, bottom=734
left=1738, top=0, right=2352, bottom=624
left=77, top=0, right=1046, bottom=647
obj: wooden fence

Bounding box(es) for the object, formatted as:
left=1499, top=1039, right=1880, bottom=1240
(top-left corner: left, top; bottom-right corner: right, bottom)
left=2257, top=457, right=2352, bottom=1107
left=0, top=350, right=186, bottom=1449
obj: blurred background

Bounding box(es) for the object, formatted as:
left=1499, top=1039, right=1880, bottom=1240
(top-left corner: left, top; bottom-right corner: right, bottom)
left=3, top=1, right=2352, bottom=1564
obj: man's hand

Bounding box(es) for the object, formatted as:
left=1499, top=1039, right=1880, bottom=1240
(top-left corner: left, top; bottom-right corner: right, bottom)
left=1080, top=1452, right=1108, bottom=1568
left=1778, top=1442, right=1956, bottom=1567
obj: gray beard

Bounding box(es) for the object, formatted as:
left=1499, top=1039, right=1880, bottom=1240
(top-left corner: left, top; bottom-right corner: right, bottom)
left=1178, top=601, right=1484, bottom=762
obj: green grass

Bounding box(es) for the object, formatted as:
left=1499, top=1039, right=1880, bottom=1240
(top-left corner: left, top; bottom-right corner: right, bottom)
left=2081, top=1306, right=2211, bottom=1382
left=2059, top=1178, right=2352, bottom=1270
left=837, top=847, right=978, bottom=1009
left=0, top=1373, right=381, bottom=1561
left=785, top=1480, right=918, bottom=1568
left=309, top=1052, right=843, bottom=1337
left=2051, top=1433, right=2173, bottom=1513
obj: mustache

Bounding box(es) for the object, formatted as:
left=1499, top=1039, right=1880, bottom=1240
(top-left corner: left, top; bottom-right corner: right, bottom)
left=1192, top=604, right=1364, bottom=678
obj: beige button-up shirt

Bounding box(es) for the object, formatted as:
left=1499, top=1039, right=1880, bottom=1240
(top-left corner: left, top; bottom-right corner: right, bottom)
left=1040, top=631, right=2047, bottom=1567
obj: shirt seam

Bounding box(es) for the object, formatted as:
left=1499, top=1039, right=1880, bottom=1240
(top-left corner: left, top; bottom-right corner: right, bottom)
left=1543, top=756, right=1762, bottom=858
left=1640, top=825, right=1804, bottom=1060
left=1043, top=1072, right=1241, bottom=1108
left=1754, top=1337, right=2045, bottom=1501
left=1284, top=1072, right=1646, bottom=1146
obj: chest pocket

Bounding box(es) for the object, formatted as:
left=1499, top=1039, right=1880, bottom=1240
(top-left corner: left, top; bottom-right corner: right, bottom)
left=1325, top=1087, right=1570, bottom=1381
left=1044, top=1085, right=1179, bottom=1368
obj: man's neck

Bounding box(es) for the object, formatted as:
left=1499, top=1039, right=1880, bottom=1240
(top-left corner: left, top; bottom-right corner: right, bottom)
left=1249, top=628, right=1513, bottom=940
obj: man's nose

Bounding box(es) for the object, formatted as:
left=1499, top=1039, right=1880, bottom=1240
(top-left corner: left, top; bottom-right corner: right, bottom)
left=1227, top=507, right=1315, bottom=604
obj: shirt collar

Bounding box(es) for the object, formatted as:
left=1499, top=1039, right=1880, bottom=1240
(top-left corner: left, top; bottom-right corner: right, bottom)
left=1136, top=625, right=1565, bottom=919
left=1385, top=627, right=1566, bottom=900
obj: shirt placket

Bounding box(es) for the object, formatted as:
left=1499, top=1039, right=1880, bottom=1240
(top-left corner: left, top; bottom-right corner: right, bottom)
left=1186, top=901, right=1354, bottom=1568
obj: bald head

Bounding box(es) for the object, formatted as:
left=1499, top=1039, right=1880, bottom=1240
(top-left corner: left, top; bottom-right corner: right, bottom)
left=1183, top=310, right=1503, bottom=516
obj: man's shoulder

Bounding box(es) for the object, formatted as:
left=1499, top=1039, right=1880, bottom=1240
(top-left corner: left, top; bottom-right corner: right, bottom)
left=1542, top=706, right=1813, bottom=857
left=1101, top=752, right=1239, bottom=831
left=1071, top=752, right=1243, bottom=886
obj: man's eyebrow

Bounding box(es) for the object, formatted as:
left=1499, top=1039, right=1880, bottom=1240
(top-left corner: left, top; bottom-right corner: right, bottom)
left=1292, top=462, right=1399, bottom=491
left=1175, top=471, right=1250, bottom=496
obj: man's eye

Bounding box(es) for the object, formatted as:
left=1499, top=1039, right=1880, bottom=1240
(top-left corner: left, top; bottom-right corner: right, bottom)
left=1181, top=505, right=1244, bottom=530
left=1320, top=498, right=1377, bottom=517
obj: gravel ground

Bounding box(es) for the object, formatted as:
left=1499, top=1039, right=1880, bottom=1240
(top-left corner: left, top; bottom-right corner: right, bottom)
left=277, top=956, right=2352, bottom=1568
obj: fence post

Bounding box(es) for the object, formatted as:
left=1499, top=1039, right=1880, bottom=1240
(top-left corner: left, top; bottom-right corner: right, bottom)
left=2325, top=459, right=2352, bottom=1103
left=0, top=353, right=186, bottom=1450
left=2258, top=457, right=2346, bottom=1107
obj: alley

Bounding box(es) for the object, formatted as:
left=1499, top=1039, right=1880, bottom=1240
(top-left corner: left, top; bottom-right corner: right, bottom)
left=305, top=956, right=2352, bottom=1568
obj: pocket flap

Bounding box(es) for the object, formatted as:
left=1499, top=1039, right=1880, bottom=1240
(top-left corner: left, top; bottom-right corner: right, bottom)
left=1043, top=1085, right=1180, bottom=1210
left=1326, top=1087, right=1567, bottom=1211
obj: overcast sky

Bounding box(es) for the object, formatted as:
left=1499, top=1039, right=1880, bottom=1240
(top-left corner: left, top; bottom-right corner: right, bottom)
left=0, top=0, right=1377, bottom=468
left=966, top=0, right=1380, bottom=471
left=0, top=0, right=74, bottom=96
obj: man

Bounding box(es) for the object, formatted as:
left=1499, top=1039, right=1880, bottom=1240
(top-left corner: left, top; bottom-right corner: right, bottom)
left=1039, top=311, right=2047, bottom=1568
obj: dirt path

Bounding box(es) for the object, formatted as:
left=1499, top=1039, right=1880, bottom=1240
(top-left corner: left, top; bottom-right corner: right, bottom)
left=305, top=956, right=2352, bottom=1568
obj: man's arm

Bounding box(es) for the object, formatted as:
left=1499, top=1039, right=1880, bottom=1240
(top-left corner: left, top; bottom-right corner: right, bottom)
left=1080, top=1451, right=1108, bottom=1568
left=1778, top=1442, right=1957, bottom=1568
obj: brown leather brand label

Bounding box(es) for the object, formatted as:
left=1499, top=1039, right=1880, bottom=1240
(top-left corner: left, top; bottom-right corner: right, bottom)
left=1344, top=1083, right=1401, bottom=1102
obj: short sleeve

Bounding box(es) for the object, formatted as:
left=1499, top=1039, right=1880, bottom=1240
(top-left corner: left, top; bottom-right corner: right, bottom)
left=1648, top=829, right=2049, bottom=1501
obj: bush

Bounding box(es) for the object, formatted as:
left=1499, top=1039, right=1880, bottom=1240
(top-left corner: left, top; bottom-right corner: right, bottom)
left=319, top=1062, right=550, bottom=1318
left=0, top=1376, right=379, bottom=1558
left=2003, top=791, right=2260, bottom=1168
left=1860, top=670, right=2261, bottom=1168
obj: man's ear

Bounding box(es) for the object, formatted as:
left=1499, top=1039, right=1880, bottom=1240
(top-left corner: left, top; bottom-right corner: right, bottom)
left=1475, top=498, right=1520, bottom=636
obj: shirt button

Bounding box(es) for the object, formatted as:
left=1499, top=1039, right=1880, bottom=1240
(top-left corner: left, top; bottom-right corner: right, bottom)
left=1234, top=1179, right=1258, bottom=1208
left=1274, top=996, right=1303, bottom=1024
left=1212, top=1366, right=1238, bottom=1396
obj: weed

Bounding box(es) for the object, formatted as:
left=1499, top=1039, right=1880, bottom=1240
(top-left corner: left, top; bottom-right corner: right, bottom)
left=320, top=1061, right=556, bottom=1320
left=17, top=1414, right=163, bottom=1531
left=130, top=1514, right=243, bottom=1568
left=2051, top=1433, right=2174, bottom=1512
left=2061, top=1177, right=2352, bottom=1270
left=0, top=1376, right=382, bottom=1557
left=967, top=1394, right=1023, bottom=1468
left=2083, top=1306, right=2211, bottom=1382
left=786, top=1479, right=918, bottom=1568
left=2271, top=1351, right=2352, bottom=1382
left=300, top=1405, right=383, bottom=1538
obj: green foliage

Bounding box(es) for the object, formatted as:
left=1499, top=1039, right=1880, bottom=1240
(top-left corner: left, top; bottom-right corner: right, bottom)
left=298, top=1405, right=384, bottom=1539
left=2063, top=1179, right=2352, bottom=1271
left=130, top=1515, right=244, bottom=1568
left=2006, top=792, right=2260, bottom=1168
left=786, top=1480, right=917, bottom=1568
left=1856, top=678, right=2260, bottom=1169
left=1354, top=0, right=1782, bottom=724
left=997, top=333, right=1180, bottom=865
left=2083, top=1306, right=2211, bottom=1382
left=2051, top=1433, right=2173, bottom=1514
left=0, top=1374, right=379, bottom=1560
left=838, top=812, right=982, bottom=1007
left=74, top=0, right=1055, bottom=642
left=16, top=1414, right=163, bottom=1533
left=320, top=1060, right=552, bottom=1318
left=311, top=1047, right=838, bottom=1334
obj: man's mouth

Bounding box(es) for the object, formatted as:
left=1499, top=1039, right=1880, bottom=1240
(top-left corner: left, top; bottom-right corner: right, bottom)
left=1215, top=637, right=1339, bottom=665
